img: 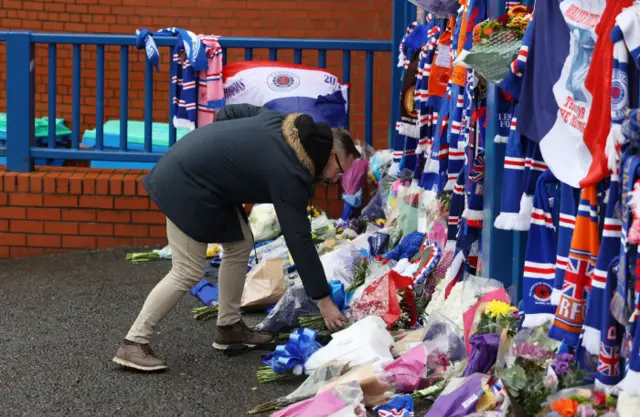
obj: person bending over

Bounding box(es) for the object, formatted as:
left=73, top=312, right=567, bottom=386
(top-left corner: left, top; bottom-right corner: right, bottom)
left=113, top=104, right=360, bottom=372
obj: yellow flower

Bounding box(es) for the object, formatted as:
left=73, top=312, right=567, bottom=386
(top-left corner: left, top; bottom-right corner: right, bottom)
left=485, top=300, right=517, bottom=319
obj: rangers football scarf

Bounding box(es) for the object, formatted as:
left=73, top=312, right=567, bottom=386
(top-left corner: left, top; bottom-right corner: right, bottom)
left=415, top=26, right=442, bottom=185
left=549, top=185, right=601, bottom=346
left=583, top=174, right=622, bottom=355
left=494, top=108, right=529, bottom=231
left=518, top=140, right=548, bottom=223
left=446, top=86, right=466, bottom=190
left=391, top=22, right=419, bottom=175
left=462, top=151, right=484, bottom=228
left=444, top=168, right=467, bottom=299
left=595, top=256, right=625, bottom=394
left=494, top=92, right=514, bottom=144
left=611, top=112, right=640, bottom=328
left=421, top=91, right=451, bottom=194
left=498, top=14, right=533, bottom=100
left=607, top=28, right=629, bottom=176
left=583, top=61, right=627, bottom=351
left=620, top=251, right=640, bottom=396
left=136, top=28, right=210, bottom=130
left=551, top=183, right=579, bottom=306
left=522, top=169, right=560, bottom=328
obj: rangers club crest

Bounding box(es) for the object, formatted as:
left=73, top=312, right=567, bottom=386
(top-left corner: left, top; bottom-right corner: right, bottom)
left=267, top=71, right=300, bottom=92
left=611, top=69, right=628, bottom=122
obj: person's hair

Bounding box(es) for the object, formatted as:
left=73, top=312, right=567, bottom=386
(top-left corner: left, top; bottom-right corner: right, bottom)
left=331, top=128, right=361, bottom=159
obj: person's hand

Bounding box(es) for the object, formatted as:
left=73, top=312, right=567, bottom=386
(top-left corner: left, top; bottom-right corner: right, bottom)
left=317, top=296, right=348, bottom=332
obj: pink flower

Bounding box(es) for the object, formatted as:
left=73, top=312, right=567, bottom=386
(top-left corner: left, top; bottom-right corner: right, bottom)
left=576, top=404, right=596, bottom=417
left=543, top=374, right=558, bottom=390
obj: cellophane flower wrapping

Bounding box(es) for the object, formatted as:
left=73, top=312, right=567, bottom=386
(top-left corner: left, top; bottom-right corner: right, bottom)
left=360, top=180, right=388, bottom=223
left=347, top=270, right=413, bottom=327
left=319, top=362, right=396, bottom=407
left=422, top=313, right=468, bottom=365
left=259, top=282, right=319, bottom=333
left=249, top=204, right=281, bottom=242
left=282, top=361, right=350, bottom=405
left=460, top=30, right=522, bottom=84
left=304, top=316, right=395, bottom=375
left=248, top=236, right=291, bottom=269
left=505, top=325, right=558, bottom=369
left=426, top=275, right=505, bottom=331
left=462, top=333, right=501, bottom=377
left=397, top=180, right=420, bottom=236
left=311, top=214, right=336, bottom=243
left=320, top=242, right=362, bottom=287
left=382, top=342, right=454, bottom=393
left=425, top=374, right=501, bottom=417
left=348, top=260, right=393, bottom=307
left=272, top=380, right=365, bottom=417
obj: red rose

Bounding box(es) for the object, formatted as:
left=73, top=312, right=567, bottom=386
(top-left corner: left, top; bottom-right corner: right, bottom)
left=594, top=392, right=607, bottom=407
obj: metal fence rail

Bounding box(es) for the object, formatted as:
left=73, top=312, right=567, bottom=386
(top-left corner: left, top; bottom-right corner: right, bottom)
left=0, top=31, right=393, bottom=172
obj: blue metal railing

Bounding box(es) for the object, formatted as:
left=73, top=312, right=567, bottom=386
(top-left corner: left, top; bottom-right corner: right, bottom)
left=0, top=32, right=394, bottom=172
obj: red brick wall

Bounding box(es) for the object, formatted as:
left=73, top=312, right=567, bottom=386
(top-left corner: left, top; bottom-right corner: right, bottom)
left=0, top=165, right=345, bottom=259
left=0, top=0, right=393, bottom=149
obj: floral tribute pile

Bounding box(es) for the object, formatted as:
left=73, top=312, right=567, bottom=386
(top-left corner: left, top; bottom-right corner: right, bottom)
left=174, top=147, right=623, bottom=417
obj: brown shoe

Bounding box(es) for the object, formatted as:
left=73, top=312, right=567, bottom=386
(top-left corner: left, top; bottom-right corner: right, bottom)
left=213, top=320, right=276, bottom=350
left=112, top=342, right=168, bottom=372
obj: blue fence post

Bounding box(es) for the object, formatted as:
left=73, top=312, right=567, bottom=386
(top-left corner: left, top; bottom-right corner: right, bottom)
left=6, top=32, right=35, bottom=172
left=389, top=0, right=408, bottom=147
left=481, top=0, right=518, bottom=293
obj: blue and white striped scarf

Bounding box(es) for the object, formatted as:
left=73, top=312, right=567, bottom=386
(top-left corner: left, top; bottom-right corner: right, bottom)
left=522, top=169, right=559, bottom=328
left=583, top=175, right=622, bottom=355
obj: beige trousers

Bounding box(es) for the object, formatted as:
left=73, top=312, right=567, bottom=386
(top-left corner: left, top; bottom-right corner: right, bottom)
left=126, top=212, right=253, bottom=344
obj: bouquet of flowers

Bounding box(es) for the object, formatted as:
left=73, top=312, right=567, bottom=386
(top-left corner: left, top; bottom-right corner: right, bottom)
left=307, top=205, right=325, bottom=219
left=461, top=5, right=533, bottom=83
left=499, top=351, right=590, bottom=416
left=475, top=300, right=519, bottom=339
left=544, top=388, right=617, bottom=417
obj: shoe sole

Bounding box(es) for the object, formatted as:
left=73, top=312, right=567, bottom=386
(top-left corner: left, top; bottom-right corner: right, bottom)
left=112, top=356, right=168, bottom=372
left=212, top=342, right=255, bottom=351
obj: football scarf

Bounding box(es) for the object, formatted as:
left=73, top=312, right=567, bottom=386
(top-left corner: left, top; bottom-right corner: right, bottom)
left=522, top=169, right=560, bottom=328
left=494, top=108, right=529, bottom=231
left=551, top=183, right=580, bottom=306
left=462, top=151, right=485, bottom=228
left=620, top=251, right=640, bottom=396
left=549, top=185, right=601, bottom=346
left=518, top=140, right=548, bottom=222
left=495, top=92, right=514, bottom=144
left=611, top=112, right=640, bottom=328
left=595, top=257, right=625, bottom=394
left=444, top=169, right=467, bottom=299
left=583, top=174, right=622, bottom=355
left=421, top=92, right=451, bottom=194
left=446, top=85, right=466, bottom=190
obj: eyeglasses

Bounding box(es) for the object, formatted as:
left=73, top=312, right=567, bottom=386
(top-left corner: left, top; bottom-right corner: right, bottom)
left=335, top=153, right=344, bottom=176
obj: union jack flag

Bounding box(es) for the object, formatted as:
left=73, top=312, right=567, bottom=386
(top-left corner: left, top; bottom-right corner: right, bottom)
left=470, top=154, right=485, bottom=183
left=561, top=254, right=594, bottom=298
left=597, top=342, right=620, bottom=377
left=378, top=409, right=414, bottom=417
